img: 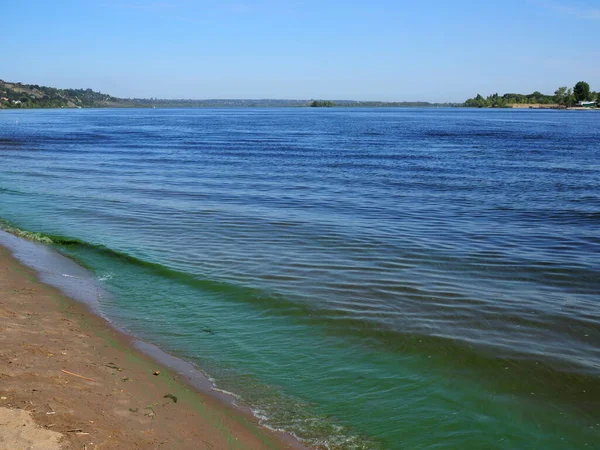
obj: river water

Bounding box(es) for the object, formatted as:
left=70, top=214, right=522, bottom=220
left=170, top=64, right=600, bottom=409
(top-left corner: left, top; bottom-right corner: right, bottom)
left=0, top=108, right=598, bottom=449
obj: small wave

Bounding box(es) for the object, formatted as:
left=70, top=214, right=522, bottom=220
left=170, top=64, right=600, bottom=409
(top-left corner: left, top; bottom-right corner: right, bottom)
left=0, top=222, right=54, bottom=244
left=97, top=273, right=114, bottom=281
left=250, top=408, right=290, bottom=433
left=211, top=386, right=241, bottom=399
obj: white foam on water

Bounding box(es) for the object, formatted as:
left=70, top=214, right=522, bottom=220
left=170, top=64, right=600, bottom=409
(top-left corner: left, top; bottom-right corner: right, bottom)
left=211, top=386, right=241, bottom=399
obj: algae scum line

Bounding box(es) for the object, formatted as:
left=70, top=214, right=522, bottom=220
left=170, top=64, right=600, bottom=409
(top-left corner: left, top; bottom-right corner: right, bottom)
left=1, top=107, right=599, bottom=449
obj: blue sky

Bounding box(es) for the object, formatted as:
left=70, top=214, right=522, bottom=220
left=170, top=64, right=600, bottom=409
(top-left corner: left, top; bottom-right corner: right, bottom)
left=1, top=0, right=599, bottom=101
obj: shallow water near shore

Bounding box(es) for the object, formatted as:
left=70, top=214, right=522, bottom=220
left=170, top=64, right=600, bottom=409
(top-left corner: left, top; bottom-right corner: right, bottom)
left=1, top=108, right=599, bottom=449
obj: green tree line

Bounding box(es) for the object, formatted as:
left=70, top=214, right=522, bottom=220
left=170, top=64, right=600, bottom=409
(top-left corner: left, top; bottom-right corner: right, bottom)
left=465, top=81, right=598, bottom=108
left=309, top=100, right=336, bottom=107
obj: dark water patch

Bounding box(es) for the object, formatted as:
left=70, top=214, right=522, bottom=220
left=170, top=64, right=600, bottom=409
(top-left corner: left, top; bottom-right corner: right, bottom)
left=9, top=132, right=116, bottom=146
left=511, top=209, right=600, bottom=226
left=425, top=130, right=512, bottom=138
left=522, top=133, right=548, bottom=140
left=0, top=186, right=26, bottom=195
left=0, top=137, right=25, bottom=147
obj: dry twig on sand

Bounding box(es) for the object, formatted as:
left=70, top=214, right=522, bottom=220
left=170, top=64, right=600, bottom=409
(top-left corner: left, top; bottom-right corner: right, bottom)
left=61, top=369, right=96, bottom=383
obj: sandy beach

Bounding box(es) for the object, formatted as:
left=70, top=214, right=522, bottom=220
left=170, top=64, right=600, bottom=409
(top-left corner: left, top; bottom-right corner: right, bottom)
left=0, top=244, right=302, bottom=450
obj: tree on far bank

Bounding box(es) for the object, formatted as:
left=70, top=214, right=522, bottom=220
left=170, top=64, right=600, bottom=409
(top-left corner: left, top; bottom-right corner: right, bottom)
left=573, top=81, right=591, bottom=102
left=464, top=94, right=489, bottom=107
left=309, top=100, right=336, bottom=107
left=554, top=86, right=568, bottom=106
left=566, top=88, right=574, bottom=107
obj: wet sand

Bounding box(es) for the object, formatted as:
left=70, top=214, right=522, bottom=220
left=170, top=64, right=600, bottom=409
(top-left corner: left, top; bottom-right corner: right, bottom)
left=0, top=244, right=303, bottom=450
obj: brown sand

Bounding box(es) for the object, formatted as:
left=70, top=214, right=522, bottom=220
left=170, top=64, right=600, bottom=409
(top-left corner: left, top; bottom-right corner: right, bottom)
left=0, top=245, right=303, bottom=450
left=508, top=103, right=560, bottom=109
left=0, top=407, right=62, bottom=450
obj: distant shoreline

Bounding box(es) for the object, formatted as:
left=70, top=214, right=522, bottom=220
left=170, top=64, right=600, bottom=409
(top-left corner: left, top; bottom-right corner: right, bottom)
left=2, top=105, right=599, bottom=111
left=508, top=103, right=598, bottom=110
left=1, top=79, right=465, bottom=109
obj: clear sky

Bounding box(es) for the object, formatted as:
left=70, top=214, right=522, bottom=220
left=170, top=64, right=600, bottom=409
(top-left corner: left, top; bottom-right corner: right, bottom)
left=1, top=0, right=598, bottom=102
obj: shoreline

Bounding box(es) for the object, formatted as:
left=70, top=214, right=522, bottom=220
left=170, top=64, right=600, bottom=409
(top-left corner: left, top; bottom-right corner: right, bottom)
left=2, top=104, right=598, bottom=112
left=509, top=104, right=599, bottom=110
left=0, top=233, right=306, bottom=450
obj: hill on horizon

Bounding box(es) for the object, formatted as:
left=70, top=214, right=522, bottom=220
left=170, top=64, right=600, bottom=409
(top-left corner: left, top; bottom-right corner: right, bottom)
left=0, top=79, right=458, bottom=109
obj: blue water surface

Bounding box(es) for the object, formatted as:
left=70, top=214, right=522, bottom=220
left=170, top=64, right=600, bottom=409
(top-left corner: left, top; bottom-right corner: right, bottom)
left=1, top=108, right=599, bottom=449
